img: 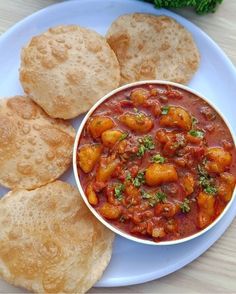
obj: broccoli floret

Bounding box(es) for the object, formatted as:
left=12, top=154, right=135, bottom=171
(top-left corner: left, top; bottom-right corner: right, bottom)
left=145, top=0, right=223, bottom=14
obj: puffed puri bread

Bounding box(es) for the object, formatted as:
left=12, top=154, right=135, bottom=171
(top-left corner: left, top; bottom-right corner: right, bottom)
left=0, top=181, right=115, bottom=293
left=106, top=13, right=200, bottom=85
left=0, top=96, right=75, bottom=190
left=20, top=25, right=120, bottom=119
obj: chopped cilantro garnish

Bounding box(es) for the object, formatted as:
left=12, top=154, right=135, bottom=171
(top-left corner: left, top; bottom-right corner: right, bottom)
left=156, top=192, right=167, bottom=203
left=142, top=135, right=155, bottom=150
left=204, top=186, right=218, bottom=195
left=192, top=116, right=198, bottom=126
left=141, top=190, right=167, bottom=207
left=161, top=105, right=169, bottom=115
left=152, top=153, right=166, bottom=164
left=180, top=198, right=191, bottom=213
left=133, top=171, right=145, bottom=187
left=137, top=135, right=155, bottom=157
left=125, top=172, right=132, bottom=182
left=141, top=190, right=152, bottom=199
left=119, top=132, right=128, bottom=141
left=197, top=164, right=217, bottom=195
left=189, top=129, right=204, bottom=138
left=114, top=184, right=125, bottom=201
left=137, top=144, right=146, bottom=157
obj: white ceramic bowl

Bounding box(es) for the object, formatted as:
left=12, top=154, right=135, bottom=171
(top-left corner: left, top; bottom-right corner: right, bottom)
left=73, top=80, right=236, bottom=246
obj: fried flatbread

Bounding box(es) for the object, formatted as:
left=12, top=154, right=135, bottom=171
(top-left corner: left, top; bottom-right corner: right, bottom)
left=106, top=13, right=200, bottom=85
left=20, top=25, right=120, bottom=119
left=0, top=181, right=114, bottom=293
left=0, top=96, right=75, bottom=190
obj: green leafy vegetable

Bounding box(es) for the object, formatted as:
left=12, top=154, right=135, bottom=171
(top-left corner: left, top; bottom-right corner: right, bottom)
left=152, top=153, right=166, bottom=163
left=161, top=105, right=169, bottom=115
left=180, top=198, right=191, bottom=213
left=137, top=135, right=155, bottom=157
left=197, top=164, right=218, bottom=195
left=119, top=132, right=128, bottom=141
left=133, top=171, right=146, bottom=187
left=145, top=0, right=223, bottom=14
left=189, top=129, right=204, bottom=138
left=114, top=183, right=125, bottom=201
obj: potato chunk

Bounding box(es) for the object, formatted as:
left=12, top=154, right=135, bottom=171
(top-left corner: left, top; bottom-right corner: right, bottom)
left=181, top=173, right=194, bottom=196
left=88, top=116, right=114, bottom=138
left=160, top=106, right=192, bottom=130
left=205, top=147, right=232, bottom=173
left=101, top=130, right=123, bottom=147
left=96, top=157, right=120, bottom=182
left=197, top=192, right=215, bottom=229
left=130, top=88, right=149, bottom=106
left=125, top=184, right=141, bottom=206
left=78, top=144, right=102, bottom=173
left=218, top=172, right=235, bottom=202
left=99, top=202, right=121, bottom=220
left=154, top=202, right=179, bottom=218
left=145, top=163, right=178, bottom=186
left=86, top=183, right=98, bottom=205
left=119, top=112, right=153, bottom=133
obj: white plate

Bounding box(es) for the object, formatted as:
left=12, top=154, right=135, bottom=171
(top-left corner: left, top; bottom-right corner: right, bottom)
left=0, top=0, right=236, bottom=291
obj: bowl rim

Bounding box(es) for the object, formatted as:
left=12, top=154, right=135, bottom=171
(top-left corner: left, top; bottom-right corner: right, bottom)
left=73, top=80, right=236, bottom=246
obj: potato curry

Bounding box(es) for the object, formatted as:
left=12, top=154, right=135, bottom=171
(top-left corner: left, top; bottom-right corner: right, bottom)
left=77, top=84, right=236, bottom=242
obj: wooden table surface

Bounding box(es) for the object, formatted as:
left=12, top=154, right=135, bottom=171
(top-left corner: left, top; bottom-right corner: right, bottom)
left=0, top=0, right=235, bottom=293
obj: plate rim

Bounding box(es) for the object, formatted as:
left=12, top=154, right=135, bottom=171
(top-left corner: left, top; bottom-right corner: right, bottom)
left=0, top=0, right=235, bottom=289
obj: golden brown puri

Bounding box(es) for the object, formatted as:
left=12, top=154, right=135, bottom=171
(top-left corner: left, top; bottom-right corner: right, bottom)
left=0, top=96, right=75, bottom=190
left=0, top=181, right=114, bottom=293
left=106, top=13, right=200, bottom=85
left=20, top=25, right=120, bottom=119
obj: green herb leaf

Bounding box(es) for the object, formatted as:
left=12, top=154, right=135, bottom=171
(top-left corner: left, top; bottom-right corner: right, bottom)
left=133, top=171, right=145, bottom=187
left=197, top=164, right=217, bottom=195
left=125, top=172, right=132, bottom=182
left=161, top=105, right=169, bottom=115
left=141, top=190, right=152, bottom=199
left=137, top=135, right=155, bottom=157
left=180, top=198, right=191, bottom=213
left=141, top=190, right=156, bottom=207
left=137, top=144, right=146, bottom=157
left=119, top=132, right=128, bottom=141
left=155, top=192, right=167, bottom=203
left=114, top=183, right=125, bottom=201
left=189, top=129, right=204, bottom=138
left=147, top=0, right=223, bottom=15
left=142, top=135, right=155, bottom=150
left=192, top=116, right=198, bottom=126
left=152, top=153, right=166, bottom=164
left=204, top=186, right=218, bottom=195
left=141, top=190, right=167, bottom=207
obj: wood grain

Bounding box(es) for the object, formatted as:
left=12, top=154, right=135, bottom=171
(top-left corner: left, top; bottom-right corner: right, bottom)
left=0, top=0, right=235, bottom=293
